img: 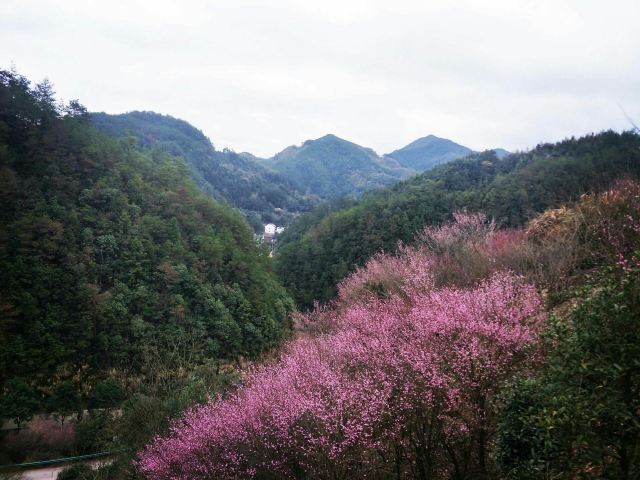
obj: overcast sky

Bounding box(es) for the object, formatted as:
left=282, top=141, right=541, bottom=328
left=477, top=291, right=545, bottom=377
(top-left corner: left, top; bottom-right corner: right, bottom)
left=2, top=0, right=639, bottom=157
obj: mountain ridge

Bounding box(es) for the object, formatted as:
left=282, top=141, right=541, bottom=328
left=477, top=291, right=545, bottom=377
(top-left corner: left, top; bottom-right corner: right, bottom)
left=386, top=134, right=511, bottom=171
left=0, top=69, right=294, bottom=396
left=90, top=111, right=318, bottom=230
left=91, top=111, right=510, bottom=208
left=262, top=133, right=414, bottom=198
left=275, top=130, right=640, bottom=308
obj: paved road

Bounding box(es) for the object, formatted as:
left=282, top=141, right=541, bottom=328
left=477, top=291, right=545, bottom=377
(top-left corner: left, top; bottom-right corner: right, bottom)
left=10, top=459, right=111, bottom=480
left=17, top=464, right=67, bottom=479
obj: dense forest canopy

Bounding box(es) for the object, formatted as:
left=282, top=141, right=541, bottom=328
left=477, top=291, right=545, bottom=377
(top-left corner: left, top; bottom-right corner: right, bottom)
left=276, top=131, right=640, bottom=308
left=91, top=111, right=317, bottom=230
left=0, top=70, right=294, bottom=397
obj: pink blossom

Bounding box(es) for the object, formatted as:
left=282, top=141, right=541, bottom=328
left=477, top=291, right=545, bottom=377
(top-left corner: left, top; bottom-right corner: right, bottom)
left=138, top=217, right=545, bottom=479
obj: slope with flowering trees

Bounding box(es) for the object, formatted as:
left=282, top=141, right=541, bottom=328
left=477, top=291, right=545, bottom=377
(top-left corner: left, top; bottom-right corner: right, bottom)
left=138, top=213, right=546, bottom=479
left=139, top=180, right=640, bottom=479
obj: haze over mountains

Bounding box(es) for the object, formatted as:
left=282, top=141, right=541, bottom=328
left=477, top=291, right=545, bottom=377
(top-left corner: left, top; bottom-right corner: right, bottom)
left=91, top=111, right=507, bottom=226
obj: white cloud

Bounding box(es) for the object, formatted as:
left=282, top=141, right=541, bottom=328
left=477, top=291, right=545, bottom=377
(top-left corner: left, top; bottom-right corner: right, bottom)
left=1, top=0, right=638, bottom=156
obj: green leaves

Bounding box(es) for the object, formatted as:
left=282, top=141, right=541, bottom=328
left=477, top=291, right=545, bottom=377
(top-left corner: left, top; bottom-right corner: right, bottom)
left=88, top=378, right=125, bottom=410
left=47, top=381, right=82, bottom=424
left=0, top=68, right=294, bottom=395
left=498, top=266, right=640, bottom=478
left=0, top=378, right=40, bottom=428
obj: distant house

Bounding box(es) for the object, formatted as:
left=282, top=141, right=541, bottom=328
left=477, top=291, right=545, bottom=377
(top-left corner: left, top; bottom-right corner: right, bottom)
left=264, top=223, right=276, bottom=243
left=264, top=223, right=276, bottom=235
left=276, top=226, right=285, bottom=234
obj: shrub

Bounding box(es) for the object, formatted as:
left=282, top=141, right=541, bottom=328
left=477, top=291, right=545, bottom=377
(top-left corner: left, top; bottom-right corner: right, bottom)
left=88, top=379, right=125, bottom=411
left=47, top=381, right=82, bottom=424
left=29, top=417, right=76, bottom=456
left=74, top=413, right=111, bottom=454
left=2, top=417, right=75, bottom=462
left=0, top=379, right=40, bottom=428
left=497, top=261, right=640, bottom=479
left=2, top=429, right=43, bottom=463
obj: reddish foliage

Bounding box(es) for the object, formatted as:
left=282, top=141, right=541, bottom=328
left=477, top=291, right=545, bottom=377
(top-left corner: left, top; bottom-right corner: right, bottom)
left=28, top=416, right=76, bottom=449
left=3, top=417, right=76, bottom=462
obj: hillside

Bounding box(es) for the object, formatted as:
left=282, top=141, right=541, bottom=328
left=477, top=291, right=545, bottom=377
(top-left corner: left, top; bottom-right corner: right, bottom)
left=386, top=134, right=510, bottom=172
left=276, top=131, right=640, bottom=307
left=386, top=134, right=474, bottom=171
left=0, top=70, right=294, bottom=399
left=140, top=182, right=640, bottom=479
left=91, top=111, right=316, bottom=229
left=263, top=134, right=414, bottom=197
left=2, top=71, right=638, bottom=478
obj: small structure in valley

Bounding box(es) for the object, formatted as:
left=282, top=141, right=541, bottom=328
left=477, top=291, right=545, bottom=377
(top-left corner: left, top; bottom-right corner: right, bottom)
left=264, top=223, right=276, bottom=243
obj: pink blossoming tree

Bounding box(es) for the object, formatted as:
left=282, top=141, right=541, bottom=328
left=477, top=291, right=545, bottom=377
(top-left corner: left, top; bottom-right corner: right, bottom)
left=138, top=214, right=545, bottom=479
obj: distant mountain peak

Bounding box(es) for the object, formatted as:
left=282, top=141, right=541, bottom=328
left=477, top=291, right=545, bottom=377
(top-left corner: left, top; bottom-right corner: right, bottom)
left=309, top=134, right=362, bottom=149
left=264, top=134, right=412, bottom=198
left=387, top=135, right=473, bottom=172
left=491, top=148, right=510, bottom=159
left=319, top=133, right=340, bottom=140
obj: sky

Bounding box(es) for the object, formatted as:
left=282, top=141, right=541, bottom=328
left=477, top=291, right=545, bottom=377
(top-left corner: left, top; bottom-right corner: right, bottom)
left=2, top=0, right=639, bottom=157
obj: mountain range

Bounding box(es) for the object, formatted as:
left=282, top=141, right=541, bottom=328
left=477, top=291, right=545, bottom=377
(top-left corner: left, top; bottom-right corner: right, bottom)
left=262, top=133, right=510, bottom=198
left=90, top=111, right=317, bottom=230
left=91, top=111, right=508, bottom=227
left=276, top=131, right=640, bottom=308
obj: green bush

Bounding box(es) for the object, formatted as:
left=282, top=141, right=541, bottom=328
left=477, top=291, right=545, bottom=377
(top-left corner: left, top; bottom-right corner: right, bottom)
left=88, top=379, right=124, bottom=411
left=0, top=379, right=40, bottom=428
left=498, top=260, right=640, bottom=479
left=47, top=382, right=82, bottom=424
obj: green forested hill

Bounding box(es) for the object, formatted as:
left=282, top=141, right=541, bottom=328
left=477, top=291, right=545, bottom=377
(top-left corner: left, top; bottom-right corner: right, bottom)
left=276, top=131, right=640, bottom=308
left=386, top=134, right=474, bottom=171
left=0, top=70, right=294, bottom=393
left=91, top=111, right=317, bottom=230
left=263, top=134, right=414, bottom=197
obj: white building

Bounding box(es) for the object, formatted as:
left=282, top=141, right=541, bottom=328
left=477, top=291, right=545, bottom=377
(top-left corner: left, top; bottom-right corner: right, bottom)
left=264, top=223, right=276, bottom=236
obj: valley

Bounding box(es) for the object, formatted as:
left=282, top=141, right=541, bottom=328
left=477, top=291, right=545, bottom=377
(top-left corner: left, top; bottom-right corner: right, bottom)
left=1, top=69, right=639, bottom=479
